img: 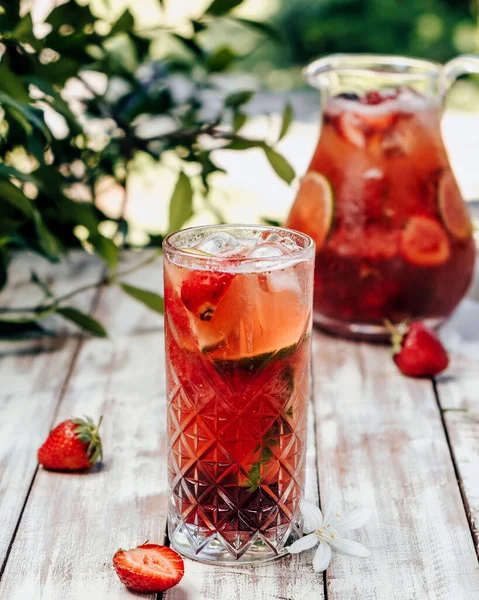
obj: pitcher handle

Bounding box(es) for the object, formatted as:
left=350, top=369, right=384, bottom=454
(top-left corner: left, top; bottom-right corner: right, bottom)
left=439, top=54, right=479, bottom=100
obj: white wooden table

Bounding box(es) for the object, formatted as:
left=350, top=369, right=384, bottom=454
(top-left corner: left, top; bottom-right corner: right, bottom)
left=1, top=251, right=479, bottom=600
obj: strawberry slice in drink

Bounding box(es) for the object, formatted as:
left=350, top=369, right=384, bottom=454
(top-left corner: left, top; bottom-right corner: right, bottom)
left=181, top=271, right=234, bottom=321
left=400, top=216, right=450, bottom=267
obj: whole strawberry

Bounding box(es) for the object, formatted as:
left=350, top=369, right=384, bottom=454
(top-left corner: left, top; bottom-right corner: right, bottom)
left=38, top=416, right=103, bottom=471
left=113, top=544, right=184, bottom=593
left=389, top=321, right=449, bottom=377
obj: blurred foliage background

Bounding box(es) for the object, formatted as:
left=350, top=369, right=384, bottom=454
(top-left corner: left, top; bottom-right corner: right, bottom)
left=0, top=0, right=478, bottom=337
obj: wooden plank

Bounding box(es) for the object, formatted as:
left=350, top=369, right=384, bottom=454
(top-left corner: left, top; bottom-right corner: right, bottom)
left=165, top=402, right=324, bottom=600
left=0, top=252, right=103, bottom=570
left=312, top=331, right=479, bottom=600
left=435, top=290, right=479, bottom=554
left=0, top=255, right=166, bottom=599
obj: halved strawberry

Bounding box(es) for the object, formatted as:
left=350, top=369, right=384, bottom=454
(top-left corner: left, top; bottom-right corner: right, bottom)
left=113, top=544, right=184, bottom=593
left=400, top=216, right=450, bottom=267
left=181, top=270, right=234, bottom=321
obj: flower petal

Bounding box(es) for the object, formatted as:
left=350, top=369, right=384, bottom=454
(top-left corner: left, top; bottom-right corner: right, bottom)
left=321, top=489, right=341, bottom=526
left=328, top=536, right=370, bottom=557
left=313, top=541, right=332, bottom=572
left=300, top=499, right=323, bottom=532
left=288, top=533, right=318, bottom=554
left=336, top=508, right=372, bottom=533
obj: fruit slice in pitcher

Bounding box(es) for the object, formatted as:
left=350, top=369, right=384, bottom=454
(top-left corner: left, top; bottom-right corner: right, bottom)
left=286, top=172, right=334, bottom=252
left=438, top=171, right=473, bottom=240
left=400, top=216, right=450, bottom=267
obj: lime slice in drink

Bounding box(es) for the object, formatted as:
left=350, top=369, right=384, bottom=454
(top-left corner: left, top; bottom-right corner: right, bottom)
left=400, top=216, right=450, bottom=267
left=286, top=172, right=334, bottom=252
left=438, top=171, right=473, bottom=240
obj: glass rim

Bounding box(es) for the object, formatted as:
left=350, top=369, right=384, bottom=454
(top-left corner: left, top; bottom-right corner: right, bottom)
left=305, top=53, right=442, bottom=87
left=163, top=224, right=315, bottom=268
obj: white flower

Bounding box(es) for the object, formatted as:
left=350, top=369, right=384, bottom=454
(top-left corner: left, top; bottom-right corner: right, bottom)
left=288, top=492, right=371, bottom=572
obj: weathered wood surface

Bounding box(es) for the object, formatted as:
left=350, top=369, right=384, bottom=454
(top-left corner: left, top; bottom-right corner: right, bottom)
left=312, top=332, right=479, bottom=599
left=1, top=250, right=479, bottom=599
left=0, top=253, right=103, bottom=569
left=436, top=290, right=479, bottom=554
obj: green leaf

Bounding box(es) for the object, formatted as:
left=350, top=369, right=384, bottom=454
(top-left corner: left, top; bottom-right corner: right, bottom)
left=225, top=90, right=254, bottom=108
left=234, top=18, right=279, bottom=40
left=225, top=138, right=261, bottom=151
left=0, top=92, right=51, bottom=143
left=110, top=9, right=135, bottom=35
left=55, top=307, right=107, bottom=337
left=0, top=320, right=52, bottom=340
left=168, top=172, right=193, bottom=233
left=0, top=180, right=34, bottom=217
left=172, top=34, right=204, bottom=59
left=262, top=145, right=295, bottom=184
left=0, top=62, right=30, bottom=103
left=89, top=233, right=119, bottom=271
left=0, top=164, right=41, bottom=186
left=32, top=211, right=61, bottom=261
left=30, top=270, right=53, bottom=298
left=12, top=13, right=41, bottom=49
left=27, top=77, right=82, bottom=134
left=205, top=0, right=245, bottom=17
left=232, top=111, right=247, bottom=133
left=46, top=2, right=95, bottom=29
left=278, top=103, right=293, bottom=141
left=192, top=20, right=207, bottom=34
left=36, top=57, right=80, bottom=86
left=120, top=283, right=164, bottom=315
left=206, top=46, right=236, bottom=72
left=261, top=216, right=281, bottom=227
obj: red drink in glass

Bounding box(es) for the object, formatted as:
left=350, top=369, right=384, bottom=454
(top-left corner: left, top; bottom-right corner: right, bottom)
left=163, top=226, right=314, bottom=564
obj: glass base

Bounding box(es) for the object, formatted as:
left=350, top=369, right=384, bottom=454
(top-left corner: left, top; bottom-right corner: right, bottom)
left=313, top=311, right=446, bottom=342
left=168, top=517, right=301, bottom=565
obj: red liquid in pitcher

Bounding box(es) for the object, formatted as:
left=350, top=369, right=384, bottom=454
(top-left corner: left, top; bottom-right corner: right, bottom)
left=287, top=88, right=476, bottom=328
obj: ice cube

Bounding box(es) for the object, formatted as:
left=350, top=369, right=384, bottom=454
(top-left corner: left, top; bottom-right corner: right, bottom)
left=246, top=243, right=285, bottom=259
left=257, top=231, right=283, bottom=244
left=195, top=232, right=239, bottom=255
left=264, top=265, right=301, bottom=294
left=278, top=237, right=300, bottom=252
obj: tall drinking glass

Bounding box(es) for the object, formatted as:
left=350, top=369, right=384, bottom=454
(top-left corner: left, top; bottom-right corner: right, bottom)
left=163, top=225, right=315, bottom=564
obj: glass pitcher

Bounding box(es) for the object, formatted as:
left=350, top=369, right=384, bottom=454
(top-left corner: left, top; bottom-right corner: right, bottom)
left=286, top=54, right=478, bottom=340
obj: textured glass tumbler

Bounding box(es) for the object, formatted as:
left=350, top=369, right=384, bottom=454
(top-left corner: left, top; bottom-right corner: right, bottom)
left=163, top=225, right=315, bottom=564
